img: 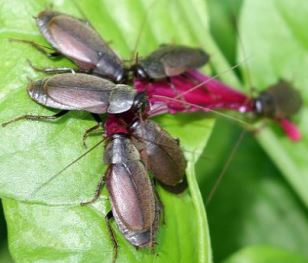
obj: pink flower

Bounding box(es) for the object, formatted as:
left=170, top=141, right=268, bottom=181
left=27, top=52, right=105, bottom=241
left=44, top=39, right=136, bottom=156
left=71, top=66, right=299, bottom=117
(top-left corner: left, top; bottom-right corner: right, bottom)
left=134, top=70, right=301, bottom=141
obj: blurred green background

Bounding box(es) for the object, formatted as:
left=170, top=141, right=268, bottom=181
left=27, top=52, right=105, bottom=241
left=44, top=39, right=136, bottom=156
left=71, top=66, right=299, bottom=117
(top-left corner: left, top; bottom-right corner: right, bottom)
left=0, top=0, right=307, bottom=262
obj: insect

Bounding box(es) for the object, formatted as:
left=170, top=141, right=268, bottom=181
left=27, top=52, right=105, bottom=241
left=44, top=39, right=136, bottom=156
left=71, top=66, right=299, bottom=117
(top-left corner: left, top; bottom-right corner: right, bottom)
left=131, top=44, right=209, bottom=80
left=253, top=79, right=302, bottom=120
left=102, top=105, right=188, bottom=252
left=12, top=10, right=209, bottom=84
left=1, top=73, right=145, bottom=127
left=101, top=114, right=161, bottom=260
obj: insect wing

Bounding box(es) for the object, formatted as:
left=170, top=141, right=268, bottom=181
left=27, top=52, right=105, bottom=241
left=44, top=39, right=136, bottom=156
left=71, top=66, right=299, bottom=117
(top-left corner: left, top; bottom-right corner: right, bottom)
left=264, top=80, right=302, bottom=119
left=131, top=120, right=187, bottom=188
left=139, top=45, right=209, bottom=79
left=105, top=136, right=157, bottom=246
left=28, top=73, right=117, bottom=113
left=27, top=78, right=76, bottom=111
left=160, top=45, right=209, bottom=75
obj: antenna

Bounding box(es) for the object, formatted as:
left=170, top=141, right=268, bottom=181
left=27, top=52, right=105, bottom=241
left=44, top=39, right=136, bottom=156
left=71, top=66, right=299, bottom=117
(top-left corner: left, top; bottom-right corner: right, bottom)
left=29, top=139, right=104, bottom=198
left=204, top=5, right=253, bottom=205
left=131, top=0, right=158, bottom=65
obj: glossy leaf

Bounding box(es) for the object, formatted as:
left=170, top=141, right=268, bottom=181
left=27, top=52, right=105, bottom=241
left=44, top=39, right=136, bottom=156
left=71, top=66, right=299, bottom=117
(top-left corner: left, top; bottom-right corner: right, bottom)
left=197, top=120, right=308, bottom=262
left=238, top=0, right=308, bottom=206
left=223, top=245, right=308, bottom=263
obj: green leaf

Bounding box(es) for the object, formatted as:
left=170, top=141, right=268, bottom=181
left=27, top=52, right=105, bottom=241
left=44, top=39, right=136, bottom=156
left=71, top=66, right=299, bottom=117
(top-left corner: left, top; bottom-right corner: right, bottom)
left=0, top=0, right=218, bottom=262
left=197, top=120, right=308, bottom=262
left=222, top=245, right=308, bottom=263
left=3, top=187, right=209, bottom=263
left=207, top=0, right=243, bottom=65
left=238, top=0, right=308, bottom=206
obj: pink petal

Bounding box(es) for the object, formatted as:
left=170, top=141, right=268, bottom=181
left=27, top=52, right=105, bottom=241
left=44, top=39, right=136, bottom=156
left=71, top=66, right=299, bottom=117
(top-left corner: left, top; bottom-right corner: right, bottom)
left=278, top=119, right=301, bottom=141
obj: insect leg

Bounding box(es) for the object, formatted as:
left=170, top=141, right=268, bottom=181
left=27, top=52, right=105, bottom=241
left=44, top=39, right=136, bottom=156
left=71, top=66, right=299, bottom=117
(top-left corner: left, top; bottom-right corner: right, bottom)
left=153, top=182, right=165, bottom=224
left=82, top=113, right=104, bottom=147
left=1, top=110, right=69, bottom=127
left=82, top=124, right=103, bottom=148
left=27, top=59, right=78, bottom=74
left=80, top=175, right=105, bottom=205
left=105, top=210, right=118, bottom=263
left=9, top=38, right=62, bottom=58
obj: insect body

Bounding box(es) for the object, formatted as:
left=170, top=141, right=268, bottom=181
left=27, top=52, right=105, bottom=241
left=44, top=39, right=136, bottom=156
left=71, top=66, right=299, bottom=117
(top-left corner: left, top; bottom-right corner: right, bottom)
left=36, top=10, right=127, bottom=83
left=132, top=44, right=209, bottom=80
left=101, top=108, right=187, bottom=249
left=104, top=131, right=159, bottom=248
left=253, top=79, right=302, bottom=120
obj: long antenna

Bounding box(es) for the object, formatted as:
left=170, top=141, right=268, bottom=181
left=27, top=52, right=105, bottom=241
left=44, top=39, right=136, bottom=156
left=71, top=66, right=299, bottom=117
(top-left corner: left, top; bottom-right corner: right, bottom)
left=72, top=0, right=91, bottom=22
left=29, top=139, right=104, bottom=198
left=205, top=5, right=252, bottom=205
left=152, top=95, right=250, bottom=126
left=206, top=130, right=246, bottom=205
left=131, top=0, right=158, bottom=64
left=233, top=4, right=254, bottom=96
left=174, top=60, right=250, bottom=99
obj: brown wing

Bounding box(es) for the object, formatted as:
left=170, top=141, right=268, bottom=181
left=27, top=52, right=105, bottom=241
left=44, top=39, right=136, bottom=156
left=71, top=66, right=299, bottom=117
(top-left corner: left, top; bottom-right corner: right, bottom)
left=131, top=120, right=187, bottom=187
left=105, top=136, right=156, bottom=232
left=268, top=80, right=302, bottom=118
left=140, top=45, right=209, bottom=79
left=160, top=45, right=209, bottom=75
left=28, top=73, right=116, bottom=113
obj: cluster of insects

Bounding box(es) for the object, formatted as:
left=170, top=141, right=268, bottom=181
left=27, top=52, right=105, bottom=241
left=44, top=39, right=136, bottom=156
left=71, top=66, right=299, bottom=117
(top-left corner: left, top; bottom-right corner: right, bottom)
left=2, top=8, right=302, bottom=262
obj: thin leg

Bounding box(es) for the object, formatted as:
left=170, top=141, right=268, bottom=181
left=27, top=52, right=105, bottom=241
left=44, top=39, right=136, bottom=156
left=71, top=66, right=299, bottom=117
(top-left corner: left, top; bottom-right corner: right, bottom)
left=9, top=38, right=62, bottom=59
left=2, top=110, right=69, bottom=127
left=82, top=123, right=103, bottom=148
left=153, top=182, right=165, bottom=224
left=27, top=59, right=78, bottom=74
left=105, top=211, right=118, bottom=263
left=80, top=175, right=105, bottom=205
left=83, top=114, right=104, bottom=147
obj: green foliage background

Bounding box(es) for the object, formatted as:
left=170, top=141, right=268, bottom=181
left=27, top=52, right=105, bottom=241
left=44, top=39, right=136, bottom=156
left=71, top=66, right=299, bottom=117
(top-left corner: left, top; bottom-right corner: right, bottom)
left=0, top=0, right=307, bottom=262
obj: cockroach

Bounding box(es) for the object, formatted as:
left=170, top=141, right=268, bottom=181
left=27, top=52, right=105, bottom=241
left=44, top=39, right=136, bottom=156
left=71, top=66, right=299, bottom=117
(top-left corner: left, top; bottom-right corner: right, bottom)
left=84, top=109, right=187, bottom=257
left=132, top=44, right=209, bottom=80
left=2, top=73, right=146, bottom=127
left=13, top=10, right=208, bottom=84
left=253, top=79, right=302, bottom=120
left=103, top=119, right=160, bottom=251
left=36, top=10, right=127, bottom=83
